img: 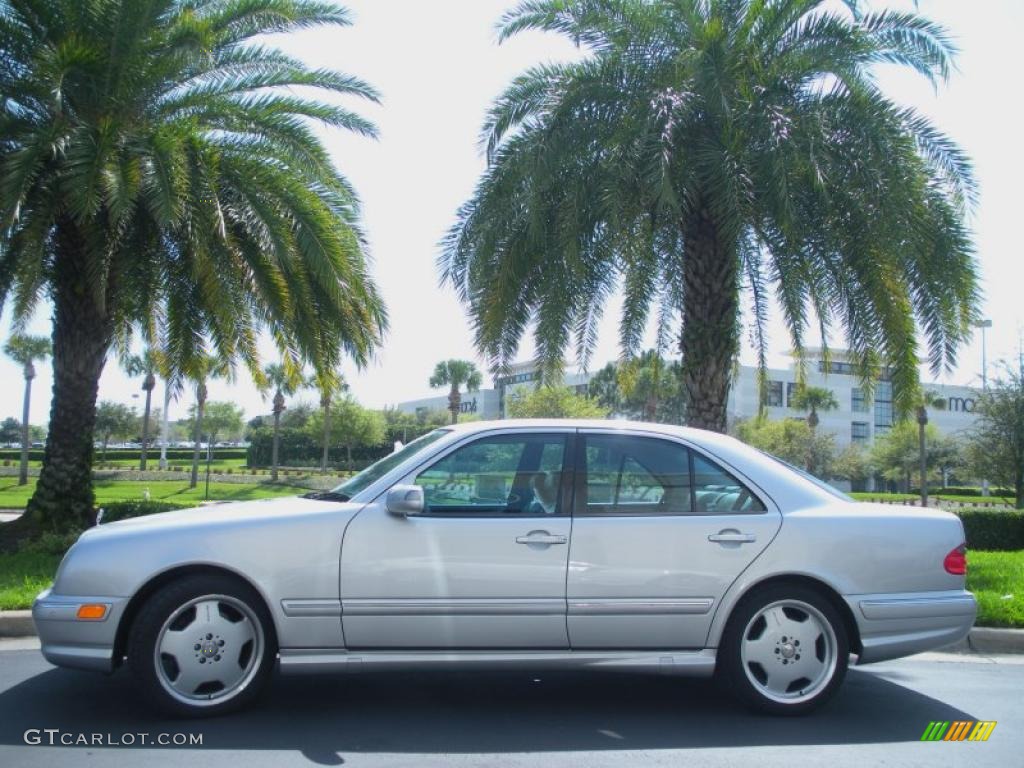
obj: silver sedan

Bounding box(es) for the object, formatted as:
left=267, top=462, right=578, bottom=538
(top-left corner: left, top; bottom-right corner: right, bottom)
left=33, top=420, right=976, bottom=716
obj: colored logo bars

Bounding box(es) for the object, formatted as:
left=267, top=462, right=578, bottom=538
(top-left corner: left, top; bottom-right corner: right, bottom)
left=921, top=721, right=997, bottom=742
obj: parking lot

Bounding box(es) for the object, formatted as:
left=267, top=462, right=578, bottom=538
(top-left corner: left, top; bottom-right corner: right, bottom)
left=1, top=640, right=1021, bottom=768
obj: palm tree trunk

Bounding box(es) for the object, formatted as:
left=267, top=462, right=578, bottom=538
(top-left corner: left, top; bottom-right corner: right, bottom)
left=25, top=222, right=113, bottom=530
left=159, top=382, right=171, bottom=470
left=679, top=212, right=738, bottom=432
left=190, top=388, right=206, bottom=488
left=918, top=421, right=928, bottom=507
left=101, top=437, right=109, bottom=462
left=271, top=410, right=281, bottom=481
left=18, top=374, right=31, bottom=486
left=140, top=383, right=153, bottom=470
left=449, top=385, right=461, bottom=425
left=320, top=398, right=331, bottom=473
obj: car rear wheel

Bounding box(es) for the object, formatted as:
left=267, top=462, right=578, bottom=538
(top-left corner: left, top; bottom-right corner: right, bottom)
left=719, top=583, right=848, bottom=715
left=127, top=573, right=275, bottom=717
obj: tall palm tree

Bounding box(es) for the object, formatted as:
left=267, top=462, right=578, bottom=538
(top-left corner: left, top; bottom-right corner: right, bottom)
left=916, top=390, right=946, bottom=507
left=0, top=0, right=387, bottom=531
left=263, top=362, right=301, bottom=481
left=187, top=354, right=230, bottom=489
left=441, top=0, right=978, bottom=433
left=3, top=334, right=50, bottom=485
left=790, top=385, right=840, bottom=431
left=430, top=360, right=483, bottom=424
left=122, top=349, right=163, bottom=470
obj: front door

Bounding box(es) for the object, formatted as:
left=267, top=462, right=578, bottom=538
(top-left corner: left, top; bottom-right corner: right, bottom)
left=341, top=430, right=574, bottom=649
left=567, top=430, right=782, bottom=649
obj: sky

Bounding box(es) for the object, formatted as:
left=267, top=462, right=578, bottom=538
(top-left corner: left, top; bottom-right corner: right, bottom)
left=2, top=0, right=1022, bottom=426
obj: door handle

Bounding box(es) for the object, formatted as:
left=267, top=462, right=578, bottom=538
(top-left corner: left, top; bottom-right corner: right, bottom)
left=516, top=531, right=568, bottom=546
left=708, top=530, right=757, bottom=544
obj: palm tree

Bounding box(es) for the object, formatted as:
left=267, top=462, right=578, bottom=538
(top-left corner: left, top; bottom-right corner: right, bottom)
left=3, top=335, right=50, bottom=485
left=311, top=372, right=348, bottom=473
left=916, top=390, right=946, bottom=507
left=1, top=0, right=387, bottom=530
left=186, top=354, right=230, bottom=489
left=790, top=386, right=840, bottom=431
left=263, top=363, right=301, bottom=481
left=430, top=360, right=483, bottom=424
left=123, top=349, right=162, bottom=470
left=441, top=0, right=978, bottom=433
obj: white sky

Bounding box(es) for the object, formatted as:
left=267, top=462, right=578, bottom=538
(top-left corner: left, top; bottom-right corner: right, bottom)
left=2, top=0, right=1022, bottom=425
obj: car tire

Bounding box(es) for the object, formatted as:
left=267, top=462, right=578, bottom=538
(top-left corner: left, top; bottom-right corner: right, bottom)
left=127, top=573, right=276, bottom=717
left=718, top=583, right=849, bottom=715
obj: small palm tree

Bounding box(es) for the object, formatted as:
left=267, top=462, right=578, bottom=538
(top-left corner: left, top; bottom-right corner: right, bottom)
left=263, top=363, right=302, bottom=481
left=186, top=355, right=231, bottom=489
left=430, top=361, right=483, bottom=424
left=916, top=390, right=946, bottom=507
left=123, top=349, right=163, bottom=470
left=3, top=335, right=51, bottom=485
left=791, top=386, right=840, bottom=431
left=311, top=372, right=348, bottom=472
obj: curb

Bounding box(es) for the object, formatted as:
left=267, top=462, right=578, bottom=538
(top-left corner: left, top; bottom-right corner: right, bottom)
left=0, top=610, right=35, bottom=638
left=1, top=608, right=1023, bottom=651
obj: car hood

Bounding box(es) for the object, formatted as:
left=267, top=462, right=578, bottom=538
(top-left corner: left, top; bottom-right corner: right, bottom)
left=84, top=495, right=362, bottom=539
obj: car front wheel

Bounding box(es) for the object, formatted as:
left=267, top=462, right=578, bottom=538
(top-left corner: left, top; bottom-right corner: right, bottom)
left=719, top=583, right=849, bottom=715
left=128, top=573, right=275, bottom=717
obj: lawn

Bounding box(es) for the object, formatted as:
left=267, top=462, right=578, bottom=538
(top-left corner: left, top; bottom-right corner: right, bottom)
left=967, top=550, right=1024, bottom=628
left=0, top=549, right=60, bottom=610
left=0, top=478, right=306, bottom=509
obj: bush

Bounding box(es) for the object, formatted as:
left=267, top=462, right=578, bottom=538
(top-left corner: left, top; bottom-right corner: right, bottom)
left=98, top=500, right=189, bottom=524
left=0, top=447, right=248, bottom=462
left=914, top=486, right=1015, bottom=498
left=956, top=509, right=1024, bottom=551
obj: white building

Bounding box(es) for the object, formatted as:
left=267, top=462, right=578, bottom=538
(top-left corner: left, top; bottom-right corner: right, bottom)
left=396, top=350, right=980, bottom=448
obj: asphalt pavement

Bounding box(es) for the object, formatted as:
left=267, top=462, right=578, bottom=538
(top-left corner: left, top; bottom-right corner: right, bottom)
left=1, top=638, right=1021, bottom=768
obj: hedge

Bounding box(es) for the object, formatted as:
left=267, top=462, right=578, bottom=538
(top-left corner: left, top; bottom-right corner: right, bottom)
left=0, top=448, right=247, bottom=462
left=246, top=427, right=390, bottom=469
left=97, top=500, right=191, bottom=524
left=913, top=486, right=1015, bottom=499
left=956, top=509, right=1024, bottom=551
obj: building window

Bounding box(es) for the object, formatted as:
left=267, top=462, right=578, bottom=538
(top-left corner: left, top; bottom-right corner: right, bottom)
left=851, top=387, right=868, bottom=413
left=874, top=381, right=893, bottom=431
left=763, top=381, right=784, bottom=407
left=786, top=382, right=799, bottom=408
left=851, top=421, right=870, bottom=442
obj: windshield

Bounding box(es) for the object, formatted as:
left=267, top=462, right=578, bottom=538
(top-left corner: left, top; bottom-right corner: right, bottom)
left=330, top=429, right=450, bottom=500
left=763, top=452, right=854, bottom=502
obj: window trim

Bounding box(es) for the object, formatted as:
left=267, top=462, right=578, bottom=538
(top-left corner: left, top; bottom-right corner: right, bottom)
left=573, top=432, right=769, bottom=518
left=409, top=431, right=576, bottom=518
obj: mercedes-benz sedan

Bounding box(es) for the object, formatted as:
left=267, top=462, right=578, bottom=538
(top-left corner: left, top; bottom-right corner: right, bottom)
left=33, top=420, right=976, bottom=716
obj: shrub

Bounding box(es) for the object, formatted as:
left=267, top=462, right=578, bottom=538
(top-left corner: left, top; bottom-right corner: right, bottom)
left=98, top=500, right=188, bottom=524
left=956, top=509, right=1024, bottom=551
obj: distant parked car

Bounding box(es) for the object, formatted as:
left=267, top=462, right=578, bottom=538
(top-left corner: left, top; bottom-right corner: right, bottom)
left=34, top=420, right=975, bottom=717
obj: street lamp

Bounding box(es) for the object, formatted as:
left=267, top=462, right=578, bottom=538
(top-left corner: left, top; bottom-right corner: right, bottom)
left=975, top=319, right=992, bottom=391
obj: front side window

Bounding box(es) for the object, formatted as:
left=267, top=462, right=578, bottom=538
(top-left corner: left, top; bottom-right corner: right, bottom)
left=414, top=434, right=567, bottom=515
left=578, top=435, right=765, bottom=516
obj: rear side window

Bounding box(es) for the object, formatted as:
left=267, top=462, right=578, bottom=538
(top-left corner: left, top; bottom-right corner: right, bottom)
left=577, top=435, right=765, bottom=516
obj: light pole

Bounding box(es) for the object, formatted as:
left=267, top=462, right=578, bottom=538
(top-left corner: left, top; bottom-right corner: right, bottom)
left=976, top=319, right=992, bottom=390
left=975, top=319, right=992, bottom=497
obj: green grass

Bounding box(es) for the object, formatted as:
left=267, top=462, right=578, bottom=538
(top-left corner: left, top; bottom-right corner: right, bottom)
left=0, top=478, right=306, bottom=509
left=0, top=549, right=61, bottom=610
left=967, top=550, right=1024, bottom=628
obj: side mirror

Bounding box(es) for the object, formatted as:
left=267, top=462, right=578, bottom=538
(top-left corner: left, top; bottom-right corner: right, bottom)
left=386, top=485, right=425, bottom=517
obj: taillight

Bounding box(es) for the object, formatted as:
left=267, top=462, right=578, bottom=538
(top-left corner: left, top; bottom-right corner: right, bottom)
left=944, top=544, right=967, bottom=575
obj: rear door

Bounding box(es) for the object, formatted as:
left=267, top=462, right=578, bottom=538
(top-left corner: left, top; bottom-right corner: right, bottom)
left=567, top=429, right=782, bottom=648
